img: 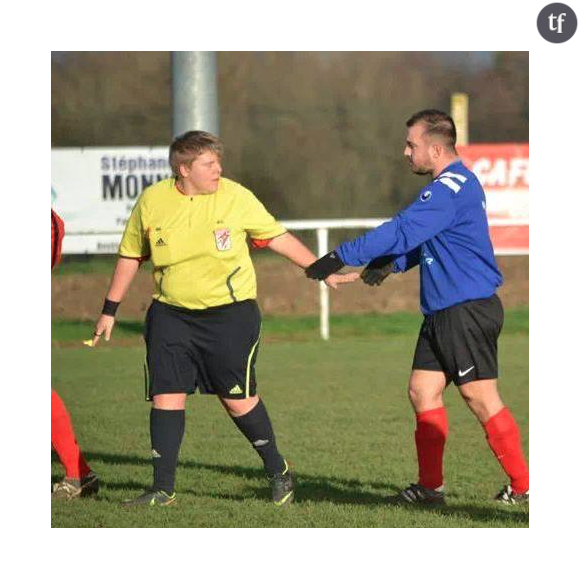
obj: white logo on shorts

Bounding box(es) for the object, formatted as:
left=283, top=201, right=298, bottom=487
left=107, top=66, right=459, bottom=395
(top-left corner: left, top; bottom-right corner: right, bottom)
left=458, top=366, right=475, bottom=377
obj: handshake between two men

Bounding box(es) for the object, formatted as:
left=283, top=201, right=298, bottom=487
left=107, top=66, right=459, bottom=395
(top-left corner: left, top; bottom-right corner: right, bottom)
left=306, top=252, right=396, bottom=287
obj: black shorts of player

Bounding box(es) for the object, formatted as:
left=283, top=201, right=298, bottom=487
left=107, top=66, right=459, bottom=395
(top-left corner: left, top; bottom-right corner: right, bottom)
left=412, top=294, right=504, bottom=386
left=144, top=299, right=261, bottom=401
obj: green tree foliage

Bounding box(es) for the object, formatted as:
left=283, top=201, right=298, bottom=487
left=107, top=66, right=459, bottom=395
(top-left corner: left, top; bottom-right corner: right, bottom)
left=51, top=51, right=528, bottom=219
left=51, top=52, right=172, bottom=146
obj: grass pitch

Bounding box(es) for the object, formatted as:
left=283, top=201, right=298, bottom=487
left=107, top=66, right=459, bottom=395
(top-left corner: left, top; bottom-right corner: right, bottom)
left=51, top=311, right=528, bottom=528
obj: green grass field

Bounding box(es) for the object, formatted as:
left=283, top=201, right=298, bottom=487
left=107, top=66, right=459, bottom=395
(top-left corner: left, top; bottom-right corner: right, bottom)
left=51, top=310, right=528, bottom=528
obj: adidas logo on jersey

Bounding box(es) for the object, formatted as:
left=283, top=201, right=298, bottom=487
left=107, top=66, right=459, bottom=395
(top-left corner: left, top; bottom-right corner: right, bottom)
left=156, top=238, right=166, bottom=247
left=229, top=385, right=243, bottom=395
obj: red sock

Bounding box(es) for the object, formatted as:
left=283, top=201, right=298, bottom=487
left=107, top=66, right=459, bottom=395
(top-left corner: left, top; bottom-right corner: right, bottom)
left=415, top=407, right=449, bottom=490
left=484, top=407, right=529, bottom=494
left=51, top=390, right=91, bottom=479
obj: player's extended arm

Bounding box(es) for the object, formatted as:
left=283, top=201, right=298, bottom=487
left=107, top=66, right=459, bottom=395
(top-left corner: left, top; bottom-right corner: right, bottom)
left=91, top=257, right=141, bottom=346
left=267, top=232, right=359, bottom=289
left=306, top=185, right=455, bottom=280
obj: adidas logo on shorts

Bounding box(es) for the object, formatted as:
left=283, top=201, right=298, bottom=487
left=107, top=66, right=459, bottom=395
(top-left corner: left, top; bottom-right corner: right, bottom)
left=156, top=238, right=166, bottom=247
left=229, top=385, right=243, bottom=395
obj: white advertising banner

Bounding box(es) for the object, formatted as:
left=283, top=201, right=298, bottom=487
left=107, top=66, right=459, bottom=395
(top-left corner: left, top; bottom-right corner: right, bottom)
left=53, top=145, right=529, bottom=255
left=51, top=147, right=171, bottom=254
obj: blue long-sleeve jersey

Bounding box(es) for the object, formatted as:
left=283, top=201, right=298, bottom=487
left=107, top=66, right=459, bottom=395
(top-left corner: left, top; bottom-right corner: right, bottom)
left=336, top=160, right=503, bottom=315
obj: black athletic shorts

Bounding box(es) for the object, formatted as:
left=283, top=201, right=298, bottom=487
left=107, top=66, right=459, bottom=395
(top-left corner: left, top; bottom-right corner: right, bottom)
left=412, top=294, right=504, bottom=386
left=144, top=299, right=261, bottom=401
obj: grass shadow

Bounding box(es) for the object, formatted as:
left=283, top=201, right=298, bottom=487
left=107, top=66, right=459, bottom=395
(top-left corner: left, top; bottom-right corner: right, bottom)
left=385, top=499, right=528, bottom=525
left=69, top=451, right=528, bottom=525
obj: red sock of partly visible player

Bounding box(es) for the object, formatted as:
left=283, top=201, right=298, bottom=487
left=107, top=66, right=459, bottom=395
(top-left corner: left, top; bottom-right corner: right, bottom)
left=484, top=407, right=529, bottom=494
left=51, top=390, right=91, bottom=479
left=415, top=407, right=449, bottom=490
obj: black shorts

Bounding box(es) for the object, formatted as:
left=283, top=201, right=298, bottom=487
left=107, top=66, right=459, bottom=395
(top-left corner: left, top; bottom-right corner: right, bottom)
left=412, top=294, right=504, bottom=386
left=144, top=299, right=261, bottom=401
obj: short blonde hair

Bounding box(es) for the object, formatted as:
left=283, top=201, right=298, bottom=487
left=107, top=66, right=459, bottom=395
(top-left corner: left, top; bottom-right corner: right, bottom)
left=169, top=130, right=224, bottom=177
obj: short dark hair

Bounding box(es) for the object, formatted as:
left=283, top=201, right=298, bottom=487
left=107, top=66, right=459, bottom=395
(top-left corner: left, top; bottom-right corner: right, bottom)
left=169, top=130, right=224, bottom=177
left=406, top=109, right=457, bottom=151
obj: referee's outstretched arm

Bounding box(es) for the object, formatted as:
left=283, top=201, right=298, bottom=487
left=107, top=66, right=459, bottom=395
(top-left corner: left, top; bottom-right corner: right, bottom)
left=268, top=232, right=359, bottom=289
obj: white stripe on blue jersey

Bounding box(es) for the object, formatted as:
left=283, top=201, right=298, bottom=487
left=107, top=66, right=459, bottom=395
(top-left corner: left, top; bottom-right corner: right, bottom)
left=437, top=177, right=461, bottom=193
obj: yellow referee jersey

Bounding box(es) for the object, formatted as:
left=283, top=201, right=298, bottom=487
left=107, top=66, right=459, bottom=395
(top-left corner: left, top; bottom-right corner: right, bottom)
left=119, top=177, right=286, bottom=309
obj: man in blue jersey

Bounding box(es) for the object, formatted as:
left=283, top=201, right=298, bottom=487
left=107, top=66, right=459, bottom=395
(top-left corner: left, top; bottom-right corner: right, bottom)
left=305, top=110, right=529, bottom=506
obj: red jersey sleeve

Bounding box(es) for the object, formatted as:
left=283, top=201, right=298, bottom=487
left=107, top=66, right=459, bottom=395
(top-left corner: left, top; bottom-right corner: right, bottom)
left=51, top=209, right=65, bottom=270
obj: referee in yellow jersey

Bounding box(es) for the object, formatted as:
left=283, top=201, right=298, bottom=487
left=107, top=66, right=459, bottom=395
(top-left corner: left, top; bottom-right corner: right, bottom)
left=92, top=131, right=357, bottom=507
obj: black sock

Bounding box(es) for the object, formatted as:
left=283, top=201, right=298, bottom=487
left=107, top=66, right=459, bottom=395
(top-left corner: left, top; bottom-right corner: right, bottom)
left=150, top=408, right=185, bottom=494
left=231, top=399, right=286, bottom=476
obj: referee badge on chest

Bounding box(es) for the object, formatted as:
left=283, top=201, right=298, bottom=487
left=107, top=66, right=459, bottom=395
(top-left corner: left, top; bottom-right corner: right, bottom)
left=214, top=228, right=232, bottom=251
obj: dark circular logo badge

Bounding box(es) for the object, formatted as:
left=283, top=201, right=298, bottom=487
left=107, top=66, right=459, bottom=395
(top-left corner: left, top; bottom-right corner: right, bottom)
left=538, top=3, right=577, bottom=43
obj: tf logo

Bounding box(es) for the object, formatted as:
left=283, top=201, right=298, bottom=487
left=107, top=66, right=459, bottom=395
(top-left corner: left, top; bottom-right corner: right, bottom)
left=537, top=3, right=577, bottom=43
left=214, top=228, right=232, bottom=251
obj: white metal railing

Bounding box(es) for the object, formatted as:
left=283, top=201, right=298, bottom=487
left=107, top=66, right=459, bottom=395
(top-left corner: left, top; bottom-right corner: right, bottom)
left=63, top=218, right=528, bottom=340
left=281, top=219, right=393, bottom=340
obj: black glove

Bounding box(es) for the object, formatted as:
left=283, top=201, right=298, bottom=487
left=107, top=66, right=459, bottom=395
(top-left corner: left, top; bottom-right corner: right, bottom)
left=305, top=251, right=345, bottom=280
left=361, top=255, right=395, bottom=286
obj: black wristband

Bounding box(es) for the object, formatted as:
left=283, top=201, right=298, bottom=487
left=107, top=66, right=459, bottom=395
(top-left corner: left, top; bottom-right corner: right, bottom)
left=102, top=298, right=120, bottom=316
left=305, top=251, right=345, bottom=280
